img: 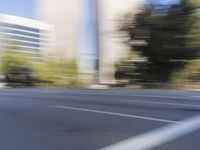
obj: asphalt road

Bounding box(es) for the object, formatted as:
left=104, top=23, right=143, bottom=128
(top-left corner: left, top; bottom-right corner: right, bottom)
left=0, top=88, right=200, bottom=150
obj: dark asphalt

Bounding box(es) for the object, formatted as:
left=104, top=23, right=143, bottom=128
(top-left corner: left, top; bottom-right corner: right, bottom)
left=0, top=88, right=199, bottom=150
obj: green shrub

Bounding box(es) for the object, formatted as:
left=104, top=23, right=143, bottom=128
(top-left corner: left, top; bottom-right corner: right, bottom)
left=171, top=60, right=200, bottom=84
left=33, top=59, right=80, bottom=87
left=0, top=50, right=83, bottom=87
left=0, top=51, right=33, bottom=86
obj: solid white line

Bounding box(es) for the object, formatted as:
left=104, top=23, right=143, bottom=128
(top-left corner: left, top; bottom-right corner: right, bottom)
left=50, top=105, right=181, bottom=124
left=99, top=114, right=200, bottom=150
left=120, top=99, right=200, bottom=108
left=116, top=94, right=187, bottom=99
left=61, top=92, right=200, bottom=100
left=82, top=93, right=186, bottom=99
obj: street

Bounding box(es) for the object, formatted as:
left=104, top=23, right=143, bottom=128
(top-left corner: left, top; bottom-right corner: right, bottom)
left=0, top=88, right=200, bottom=150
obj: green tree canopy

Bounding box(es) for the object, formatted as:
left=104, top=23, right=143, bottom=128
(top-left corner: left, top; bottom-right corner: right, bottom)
left=121, top=0, right=200, bottom=62
left=118, top=0, right=200, bottom=83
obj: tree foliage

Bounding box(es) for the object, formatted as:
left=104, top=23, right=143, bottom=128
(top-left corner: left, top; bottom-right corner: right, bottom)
left=0, top=50, right=80, bottom=87
left=171, top=59, right=200, bottom=84
left=0, top=50, right=33, bottom=86
left=118, top=0, right=200, bottom=83
left=33, top=59, right=80, bottom=87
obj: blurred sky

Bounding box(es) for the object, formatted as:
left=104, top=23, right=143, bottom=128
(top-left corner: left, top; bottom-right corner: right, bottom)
left=148, top=0, right=180, bottom=4
left=0, top=0, right=35, bottom=19
left=0, top=0, right=180, bottom=20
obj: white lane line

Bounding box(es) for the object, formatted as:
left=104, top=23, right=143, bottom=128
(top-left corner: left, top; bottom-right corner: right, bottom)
left=120, top=99, right=200, bottom=108
left=99, top=113, right=200, bottom=150
left=59, top=92, right=200, bottom=100
left=50, top=105, right=181, bottom=124
left=77, top=93, right=186, bottom=99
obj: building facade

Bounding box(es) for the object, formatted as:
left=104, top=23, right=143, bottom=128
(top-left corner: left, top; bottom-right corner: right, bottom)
left=0, top=14, right=55, bottom=61
left=37, top=0, right=81, bottom=59
left=37, top=0, right=143, bottom=83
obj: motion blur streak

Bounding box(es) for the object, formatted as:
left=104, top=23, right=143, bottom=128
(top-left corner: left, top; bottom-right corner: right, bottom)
left=100, top=114, right=200, bottom=150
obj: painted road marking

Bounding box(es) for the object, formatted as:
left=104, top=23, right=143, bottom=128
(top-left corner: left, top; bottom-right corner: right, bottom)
left=50, top=105, right=181, bottom=124
left=54, top=92, right=200, bottom=100
left=99, top=114, right=200, bottom=150
left=120, top=99, right=200, bottom=108
left=68, top=93, right=191, bottom=99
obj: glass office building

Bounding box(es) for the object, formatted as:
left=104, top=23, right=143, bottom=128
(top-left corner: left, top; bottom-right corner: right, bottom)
left=0, top=14, right=55, bottom=61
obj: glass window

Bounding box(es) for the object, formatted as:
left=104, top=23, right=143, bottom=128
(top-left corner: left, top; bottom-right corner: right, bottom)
left=0, top=22, right=40, bottom=33
left=19, top=42, right=40, bottom=48
left=11, top=35, right=40, bottom=43
left=8, top=30, right=40, bottom=38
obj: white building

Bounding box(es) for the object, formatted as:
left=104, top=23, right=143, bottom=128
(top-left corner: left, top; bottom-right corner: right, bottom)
left=0, top=14, right=55, bottom=61
left=37, top=0, right=81, bottom=59
left=37, top=0, right=143, bottom=83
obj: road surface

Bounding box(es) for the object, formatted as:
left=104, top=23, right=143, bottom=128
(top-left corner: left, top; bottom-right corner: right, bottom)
left=0, top=88, right=199, bottom=150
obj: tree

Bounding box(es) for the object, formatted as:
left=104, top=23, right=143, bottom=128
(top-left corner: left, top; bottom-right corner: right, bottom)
left=33, top=59, right=80, bottom=87
left=118, top=0, right=200, bottom=83
left=171, top=59, right=200, bottom=84
left=1, top=50, right=33, bottom=86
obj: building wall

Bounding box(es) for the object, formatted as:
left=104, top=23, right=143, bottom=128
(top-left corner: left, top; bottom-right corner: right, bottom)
left=37, top=0, right=81, bottom=59
left=37, top=0, right=143, bottom=84
left=0, top=14, right=55, bottom=61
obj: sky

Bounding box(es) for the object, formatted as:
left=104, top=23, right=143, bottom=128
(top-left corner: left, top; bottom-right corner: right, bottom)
left=0, top=0, right=180, bottom=20
left=147, top=0, right=180, bottom=5
left=0, top=0, right=35, bottom=19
